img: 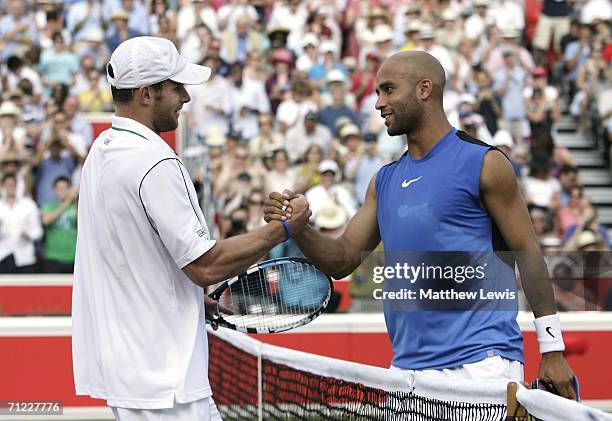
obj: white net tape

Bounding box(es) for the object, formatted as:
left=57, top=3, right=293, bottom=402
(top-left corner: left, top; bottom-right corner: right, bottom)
left=516, top=383, right=612, bottom=421
left=209, top=327, right=611, bottom=420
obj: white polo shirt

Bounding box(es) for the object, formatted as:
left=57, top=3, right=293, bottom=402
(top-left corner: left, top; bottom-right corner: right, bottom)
left=72, top=116, right=216, bottom=409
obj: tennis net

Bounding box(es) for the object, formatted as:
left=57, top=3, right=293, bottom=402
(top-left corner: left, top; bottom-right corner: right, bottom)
left=207, top=328, right=611, bottom=421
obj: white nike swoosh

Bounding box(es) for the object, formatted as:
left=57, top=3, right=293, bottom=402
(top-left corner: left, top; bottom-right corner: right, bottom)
left=402, top=176, right=422, bottom=188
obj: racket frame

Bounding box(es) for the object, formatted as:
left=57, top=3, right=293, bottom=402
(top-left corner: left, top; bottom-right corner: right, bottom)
left=208, top=257, right=333, bottom=334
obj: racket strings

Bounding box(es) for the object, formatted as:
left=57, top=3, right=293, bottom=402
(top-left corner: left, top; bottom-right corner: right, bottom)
left=217, top=260, right=330, bottom=331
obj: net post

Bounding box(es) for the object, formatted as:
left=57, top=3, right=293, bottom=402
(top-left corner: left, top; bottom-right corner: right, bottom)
left=506, top=382, right=528, bottom=420
left=257, top=353, right=263, bottom=421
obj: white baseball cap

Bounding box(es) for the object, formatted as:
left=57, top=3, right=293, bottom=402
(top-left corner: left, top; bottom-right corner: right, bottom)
left=372, top=24, right=394, bottom=43
left=319, top=41, right=337, bottom=55
left=326, top=69, right=347, bottom=85
left=107, top=36, right=211, bottom=89
left=318, top=159, right=340, bottom=174
left=302, top=33, right=320, bottom=48
left=459, top=93, right=477, bottom=105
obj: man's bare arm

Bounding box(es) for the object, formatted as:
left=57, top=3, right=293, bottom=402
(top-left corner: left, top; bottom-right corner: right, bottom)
left=481, top=150, right=575, bottom=399
left=184, top=197, right=311, bottom=287
left=264, top=175, right=381, bottom=279
left=480, top=150, right=556, bottom=316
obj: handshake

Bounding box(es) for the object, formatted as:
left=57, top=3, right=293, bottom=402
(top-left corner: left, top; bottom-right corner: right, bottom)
left=263, top=190, right=312, bottom=236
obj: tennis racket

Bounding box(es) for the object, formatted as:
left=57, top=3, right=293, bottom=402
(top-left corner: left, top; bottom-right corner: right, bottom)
left=207, top=257, right=333, bottom=334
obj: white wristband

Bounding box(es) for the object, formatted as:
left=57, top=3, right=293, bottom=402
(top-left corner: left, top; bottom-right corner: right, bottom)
left=534, top=314, right=565, bottom=354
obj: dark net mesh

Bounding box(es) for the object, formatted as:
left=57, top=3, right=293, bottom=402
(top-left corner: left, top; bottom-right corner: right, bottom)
left=208, top=333, right=507, bottom=420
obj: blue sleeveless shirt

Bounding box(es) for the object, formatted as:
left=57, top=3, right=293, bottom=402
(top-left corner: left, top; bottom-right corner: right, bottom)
left=376, top=128, right=523, bottom=370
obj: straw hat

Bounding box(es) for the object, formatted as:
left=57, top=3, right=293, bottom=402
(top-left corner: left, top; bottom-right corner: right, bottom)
left=339, top=124, right=361, bottom=140
left=206, top=128, right=226, bottom=147
left=0, top=150, right=26, bottom=165
left=576, top=230, right=599, bottom=249
left=0, top=102, right=21, bottom=118
left=111, top=9, right=129, bottom=21
left=372, top=25, right=394, bottom=43
left=314, top=202, right=348, bottom=230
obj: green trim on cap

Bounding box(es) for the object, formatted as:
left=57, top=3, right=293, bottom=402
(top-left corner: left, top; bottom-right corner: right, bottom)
left=111, top=126, right=149, bottom=140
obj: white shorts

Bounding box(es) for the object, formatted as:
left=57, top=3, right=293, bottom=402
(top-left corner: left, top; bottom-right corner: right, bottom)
left=111, top=397, right=222, bottom=421
left=392, top=355, right=524, bottom=382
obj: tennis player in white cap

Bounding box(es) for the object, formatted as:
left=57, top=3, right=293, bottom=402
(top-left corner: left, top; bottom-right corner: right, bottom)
left=72, top=36, right=311, bottom=421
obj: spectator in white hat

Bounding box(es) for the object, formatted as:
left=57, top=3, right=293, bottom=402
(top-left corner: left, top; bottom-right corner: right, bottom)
left=305, top=159, right=357, bottom=221
left=66, top=0, right=104, bottom=43
left=314, top=201, right=349, bottom=236
left=319, top=70, right=360, bottom=133
left=217, top=0, right=259, bottom=33
left=488, top=0, right=524, bottom=34
left=285, top=111, right=333, bottom=163
left=465, top=0, right=492, bottom=41
left=437, top=10, right=464, bottom=53
left=355, top=6, right=392, bottom=49
left=400, top=21, right=422, bottom=52
left=340, top=124, right=365, bottom=178
left=308, top=40, right=347, bottom=86
left=320, top=68, right=357, bottom=108
left=105, top=0, right=150, bottom=36
left=296, top=32, right=320, bottom=72
left=358, top=24, right=396, bottom=69
left=267, top=0, right=308, bottom=53
left=0, top=102, right=28, bottom=156
left=417, top=25, right=455, bottom=78
left=485, top=28, right=535, bottom=74
left=275, top=79, right=317, bottom=134
left=490, top=129, right=522, bottom=177
left=107, top=10, right=142, bottom=52
left=352, top=132, right=385, bottom=206
left=493, top=49, right=529, bottom=142
left=176, top=0, right=219, bottom=41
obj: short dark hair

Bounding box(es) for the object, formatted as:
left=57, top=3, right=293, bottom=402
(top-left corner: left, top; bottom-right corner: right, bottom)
left=17, top=78, right=33, bottom=96
left=559, top=165, right=578, bottom=175
left=52, top=31, right=64, bottom=44
left=46, top=10, right=59, bottom=22
left=6, top=55, right=23, bottom=72
left=53, top=176, right=71, bottom=187
left=1, top=173, right=16, bottom=184
left=107, top=63, right=164, bottom=103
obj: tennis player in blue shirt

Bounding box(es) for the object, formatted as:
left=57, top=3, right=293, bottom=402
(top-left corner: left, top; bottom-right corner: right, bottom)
left=265, top=51, right=575, bottom=399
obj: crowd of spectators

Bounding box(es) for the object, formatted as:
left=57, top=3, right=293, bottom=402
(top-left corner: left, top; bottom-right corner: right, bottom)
left=0, top=0, right=610, bottom=308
